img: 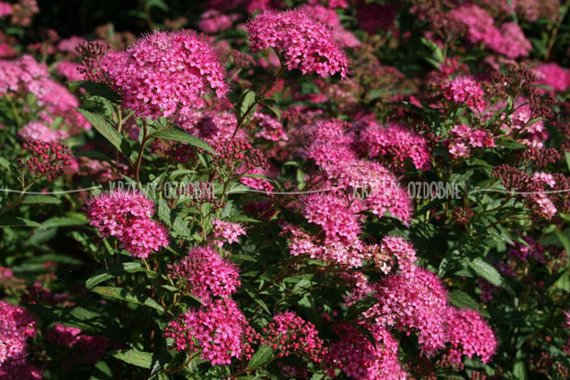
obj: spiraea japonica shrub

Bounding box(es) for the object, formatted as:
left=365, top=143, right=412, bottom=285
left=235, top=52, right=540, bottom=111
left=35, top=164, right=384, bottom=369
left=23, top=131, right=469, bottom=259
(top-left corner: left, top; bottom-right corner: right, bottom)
left=0, top=0, right=569, bottom=378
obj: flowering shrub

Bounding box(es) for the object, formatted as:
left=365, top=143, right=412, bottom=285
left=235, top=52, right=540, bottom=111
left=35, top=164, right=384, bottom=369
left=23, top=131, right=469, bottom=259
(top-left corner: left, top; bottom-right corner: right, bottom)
left=0, top=0, right=569, bottom=378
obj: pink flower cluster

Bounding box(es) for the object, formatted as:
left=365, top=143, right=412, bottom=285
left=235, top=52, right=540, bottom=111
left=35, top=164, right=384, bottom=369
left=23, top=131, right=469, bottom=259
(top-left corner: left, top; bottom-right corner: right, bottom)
left=448, top=124, right=495, bottom=158
left=212, top=219, right=246, bottom=247
left=261, top=312, right=325, bottom=363
left=302, top=193, right=362, bottom=245
left=0, top=2, right=11, bottom=17
left=305, top=119, right=412, bottom=223
left=86, top=190, right=168, bottom=258
left=198, top=10, right=237, bottom=34
left=168, top=246, right=240, bottom=304
left=45, top=324, right=113, bottom=364
left=0, top=55, right=89, bottom=130
left=380, top=236, right=417, bottom=276
left=0, top=301, right=36, bottom=365
left=327, top=323, right=405, bottom=380
left=253, top=112, right=287, bottom=142
left=358, top=122, right=430, bottom=171
left=101, top=31, right=227, bottom=119
left=534, top=63, right=570, bottom=92
left=0, top=301, right=39, bottom=378
left=283, top=224, right=368, bottom=268
left=164, top=298, right=247, bottom=365
left=18, top=121, right=68, bottom=142
left=449, top=4, right=531, bottom=59
left=246, top=10, right=349, bottom=77
left=443, top=76, right=487, bottom=112
left=358, top=240, right=498, bottom=366
left=445, top=308, right=498, bottom=365
left=367, top=267, right=449, bottom=354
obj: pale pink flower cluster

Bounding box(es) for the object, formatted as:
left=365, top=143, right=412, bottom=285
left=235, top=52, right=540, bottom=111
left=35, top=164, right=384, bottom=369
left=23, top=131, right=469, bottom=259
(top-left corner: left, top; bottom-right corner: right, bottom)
left=443, top=76, right=486, bottom=112
left=86, top=190, right=168, bottom=258
left=198, top=10, right=236, bottom=33
left=212, top=219, right=246, bottom=247
left=448, top=124, right=495, bottom=158
left=56, top=61, right=84, bottom=81
left=327, top=322, right=406, bottom=380
left=0, top=301, right=36, bottom=369
left=164, top=298, right=247, bottom=365
left=168, top=246, right=240, bottom=304
left=246, top=10, right=349, bottom=77
left=57, top=36, right=87, bottom=55
left=445, top=308, right=498, bottom=365
left=0, top=55, right=89, bottom=130
left=18, top=121, right=68, bottom=142
left=534, top=63, right=570, bottom=92
left=101, top=31, right=227, bottom=118
left=358, top=122, right=430, bottom=170
left=450, top=4, right=531, bottom=59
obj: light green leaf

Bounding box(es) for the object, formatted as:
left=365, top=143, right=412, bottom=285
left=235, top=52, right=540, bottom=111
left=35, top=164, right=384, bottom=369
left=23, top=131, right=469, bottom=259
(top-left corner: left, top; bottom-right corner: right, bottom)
left=469, top=258, right=503, bottom=286
left=79, top=109, right=125, bottom=153
left=111, top=349, right=153, bottom=369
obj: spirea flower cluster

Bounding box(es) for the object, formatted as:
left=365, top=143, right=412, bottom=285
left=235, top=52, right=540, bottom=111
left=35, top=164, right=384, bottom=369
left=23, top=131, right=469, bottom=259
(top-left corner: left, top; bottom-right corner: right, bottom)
left=86, top=190, right=168, bottom=258
left=246, top=10, right=349, bottom=77
left=101, top=31, right=228, bottom=118
left=168, top=246, right=240, bottom=304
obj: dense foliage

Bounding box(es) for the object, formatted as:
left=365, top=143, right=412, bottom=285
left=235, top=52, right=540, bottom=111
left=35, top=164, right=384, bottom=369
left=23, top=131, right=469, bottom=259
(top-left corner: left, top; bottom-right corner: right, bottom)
left=0, top=0, right=569, bottom=379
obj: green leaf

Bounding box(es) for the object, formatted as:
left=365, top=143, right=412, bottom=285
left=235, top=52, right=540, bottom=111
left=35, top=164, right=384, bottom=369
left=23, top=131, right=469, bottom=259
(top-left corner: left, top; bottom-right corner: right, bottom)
left=23, top=195, right=61, bottom=205
left=469, top=258, right=503, bottom=286
left=89, top=360, right=113, bottom=380
left=448, top=290, right=486, bottom=316
left=112, top=349, right=153, bottom=369
left=152, top=128, right=215, bottom=154
left=42, top=214, right=88, bottom=228
left=79, top=109, right=125, bottom=153
left=246, top=346, right=274, bottom=370
left=92, top=286, right=165, bottom=313
left=565, top=152, right=570, bottom=171
left=85, top=273, right=114, bottom=289
left=240, top=90, right=257, bottom=120
left=0, top=216, right=42, bottom=228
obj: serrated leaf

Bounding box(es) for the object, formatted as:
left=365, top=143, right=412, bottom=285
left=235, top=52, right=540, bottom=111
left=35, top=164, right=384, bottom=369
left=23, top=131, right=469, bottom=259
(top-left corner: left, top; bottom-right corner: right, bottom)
left=92, top=286, right=164, bottom=313
left=152, top=128, right=215, bottom=154
left=80, top=108, right=125, bottom=153
left=85, top=273, right=114, bottom=289
left=112, top=349, right=153, bottom=369
left=469, top=258, right=503, bottom=286
left=246, top=346, right=274, bottom=370
left=448, top=290, right=479, bottom=310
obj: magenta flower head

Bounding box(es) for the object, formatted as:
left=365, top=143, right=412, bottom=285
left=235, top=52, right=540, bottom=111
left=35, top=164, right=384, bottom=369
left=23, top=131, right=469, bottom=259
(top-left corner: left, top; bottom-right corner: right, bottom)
left=246, top=9, right=349, bottom=77
left=101, top=30, right=228, bottom=119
